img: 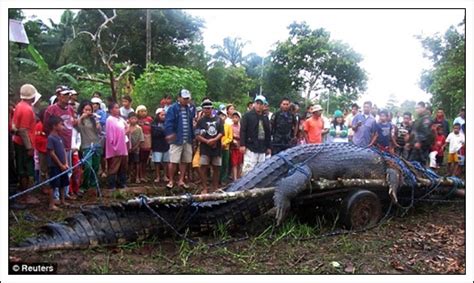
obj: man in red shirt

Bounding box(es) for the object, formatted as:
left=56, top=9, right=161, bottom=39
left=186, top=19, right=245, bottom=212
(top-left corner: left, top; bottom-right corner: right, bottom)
left=12, top=84, right=41, bottom=204
left=303, top=105, right=328, bottom=144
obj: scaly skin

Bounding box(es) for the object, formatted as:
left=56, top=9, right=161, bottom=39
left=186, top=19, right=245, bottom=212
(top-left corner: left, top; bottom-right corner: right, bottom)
left=12, top=143, right=403, bottom=252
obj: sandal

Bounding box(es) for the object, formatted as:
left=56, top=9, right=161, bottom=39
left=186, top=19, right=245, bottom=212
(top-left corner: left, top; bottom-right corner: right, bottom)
left=166, top=182, right=174, bottom=189
left=178, top=183, right=190, bottom=189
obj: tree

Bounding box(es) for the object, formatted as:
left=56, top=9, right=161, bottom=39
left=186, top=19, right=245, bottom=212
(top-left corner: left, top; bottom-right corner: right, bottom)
left=212, top=37, right=248, bottom=67
left=384, top=93, right=399, bottom=115
left=75, top=9, right=136, bottom=101
left=418, top=20, right=465, bottom=120
left=134, top=64, right=207, bottom=111
left=318, top=90, right=360, bottom=115
left=270, top=22, right=367, bottom=104
left=205, top=61, right=253, bottom=107
left=399, top=100, right=417, bottom=116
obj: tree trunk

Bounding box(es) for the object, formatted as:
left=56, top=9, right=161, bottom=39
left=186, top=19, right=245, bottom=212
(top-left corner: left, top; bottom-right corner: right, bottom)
left=110, top=71, right=117, bottom=101
left=146, top=9, right=151, bottom=66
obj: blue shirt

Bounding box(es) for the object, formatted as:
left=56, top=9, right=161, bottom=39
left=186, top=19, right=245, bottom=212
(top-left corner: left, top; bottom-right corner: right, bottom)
left=375, top=122, right=392, bottom=147
left=47, top=133, right=66, bottom=167
left=352, top=114, right=376, bottom=147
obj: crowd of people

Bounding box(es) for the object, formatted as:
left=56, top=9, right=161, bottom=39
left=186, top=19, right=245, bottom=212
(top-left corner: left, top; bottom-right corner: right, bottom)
left=9, top=83, right=466, bottom=211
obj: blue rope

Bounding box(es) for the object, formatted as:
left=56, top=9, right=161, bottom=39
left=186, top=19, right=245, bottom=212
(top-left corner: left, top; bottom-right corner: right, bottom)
left=274, top=152, right=311, bottom=178
left=9, top=139, right=103, bottom=201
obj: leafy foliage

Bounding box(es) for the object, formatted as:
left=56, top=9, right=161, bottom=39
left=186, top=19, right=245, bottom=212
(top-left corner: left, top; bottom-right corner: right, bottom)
left=418, top=20, right=465, bottom=120
left=206, top=62, right=253, bottom=109
left=212, top=37, right=248, bottom=67
left=134, top=64, right=207, bottom=111
left=269, top=22, right=367, bottom=105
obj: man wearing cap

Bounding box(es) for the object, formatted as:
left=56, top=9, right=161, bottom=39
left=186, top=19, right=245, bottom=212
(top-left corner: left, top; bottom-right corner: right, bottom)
left=240, top=95, right=271, bottom=175
left=303, top=104, right=327, bottom=144
left=69, top=89, right=80, bottom=113
left=271, top=97, right=297, bottom=154
left=12, top=84, right=42, bottom=204
left=195, top=99, right=224, bottom=193
left=351, top=101, right=377, bottom=147
left=44, top=85, right=78, bottom=199
left=164, top=89, right=196, bottom=189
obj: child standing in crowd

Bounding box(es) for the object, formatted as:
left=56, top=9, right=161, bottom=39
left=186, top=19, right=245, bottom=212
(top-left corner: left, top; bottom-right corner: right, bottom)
left=128, top=112, right=144, bottom=184
left=34, top=109, right=48, bottom=192
left=136, top=105, right=153, bottom=182
left=151, top=108, right=170, bottom=184
left=328, top=110, right=349, bottom=143
left=47, top=116, right=69, bottom=210
left=445, top=123, right=465, bottom=176
left=76, top=100, right=102, bottom=196
left=120, top=95, right=134, bottom=119
left=218, top=110, right=233, bottom=185
left=370, top=110, right=399, bottom=153
left=429, top=125, right=445, bottom=169
left=230, top=112, right=243, bottom=181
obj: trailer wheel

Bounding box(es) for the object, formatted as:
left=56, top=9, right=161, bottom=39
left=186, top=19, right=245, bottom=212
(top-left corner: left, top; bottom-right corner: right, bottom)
left=341, top=190, right=382, bottom=229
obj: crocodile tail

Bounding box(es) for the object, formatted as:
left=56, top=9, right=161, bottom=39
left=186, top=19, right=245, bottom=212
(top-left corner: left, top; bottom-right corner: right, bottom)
left=11, top=203, right=176, bottom=252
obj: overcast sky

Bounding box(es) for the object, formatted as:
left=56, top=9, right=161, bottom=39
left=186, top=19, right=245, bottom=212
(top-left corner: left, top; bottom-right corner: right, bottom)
left=22, top=9, right=465, bottom=108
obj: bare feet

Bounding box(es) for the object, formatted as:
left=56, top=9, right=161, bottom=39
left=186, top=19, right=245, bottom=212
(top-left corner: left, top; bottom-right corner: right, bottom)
left=48, top=205, right=61, bottom=211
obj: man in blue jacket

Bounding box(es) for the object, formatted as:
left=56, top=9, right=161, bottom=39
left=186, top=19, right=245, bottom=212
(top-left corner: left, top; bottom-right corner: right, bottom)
left=164, top=89, right=195, bottom=189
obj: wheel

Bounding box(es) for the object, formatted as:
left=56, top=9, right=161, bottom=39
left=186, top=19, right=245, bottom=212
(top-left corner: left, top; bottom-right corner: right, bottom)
left=340, top=189, right=382, bottom=229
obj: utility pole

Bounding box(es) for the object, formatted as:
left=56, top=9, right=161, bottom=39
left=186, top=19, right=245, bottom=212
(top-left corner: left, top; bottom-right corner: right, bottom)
left=146, top=9, right=151, bottom=66
left=259, top=56, right=264, bottom=95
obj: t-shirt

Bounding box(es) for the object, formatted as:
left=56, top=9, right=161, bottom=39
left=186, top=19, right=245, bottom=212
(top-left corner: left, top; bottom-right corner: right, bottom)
left=34, top=121, right=47, bottom=153
left=129, top=126, right=144, bottom=154
left=303, top=116, right=324, bottom=144
left=375, top=122, right=392, bottom=147
left=47, top=133, right=66, bottom=167
left=76, top=117, right=100, bottom=149
left=12, top=100, right=36, bottom=148
left=44, top=103, right=75, bottom=150
left=352, top=114, right=376, bottom=147
left=138, top=116, right=153, bottom=149
left=197, top=115, right=224, bottom=157
left=181, top=106, right=190, bottom=143
left=105, top=115, right=129, bottom=158
left=445, top=132, right=465, bottom=154
left=120, top=106, right=134, bottom=120
left=231, top=123, right=241, bottom=148
left=396, top=123, right=411, bottom=147
left=431, top=134, right=445, bottom=155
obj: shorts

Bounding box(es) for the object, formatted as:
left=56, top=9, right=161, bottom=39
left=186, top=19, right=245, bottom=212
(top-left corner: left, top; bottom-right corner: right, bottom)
left=152, top=151, right=170, bottom=163
left=139, top=149, right=151, bottom=163
left=49, top=166, right=70, bottom=188
left=447, top=153, right=459, bottom=163
left=192, top=148, right=201, bottom=168
left=231, top=148, right=243, bottom=166
left=129, top=152, right=140, bottom=164
left=169, top=143, right=193, bottom=164
left=242, top=149, right=266, bottom=176
left=200, top=155, right=222, bottom=166
left=14, top=143, right=34, bottom=178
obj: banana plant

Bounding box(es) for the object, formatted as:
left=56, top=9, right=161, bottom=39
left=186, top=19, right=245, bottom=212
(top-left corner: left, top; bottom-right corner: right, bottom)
left=15, top=44, right=86, bottom=85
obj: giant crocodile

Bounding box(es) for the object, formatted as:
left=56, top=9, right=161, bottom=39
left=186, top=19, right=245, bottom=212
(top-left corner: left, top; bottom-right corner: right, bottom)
left=10, top=143, right=464, bottom=252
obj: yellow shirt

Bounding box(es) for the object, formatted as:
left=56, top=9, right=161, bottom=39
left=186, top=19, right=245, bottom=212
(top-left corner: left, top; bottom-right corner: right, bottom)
left=221, top=123, right=233, bottom=150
